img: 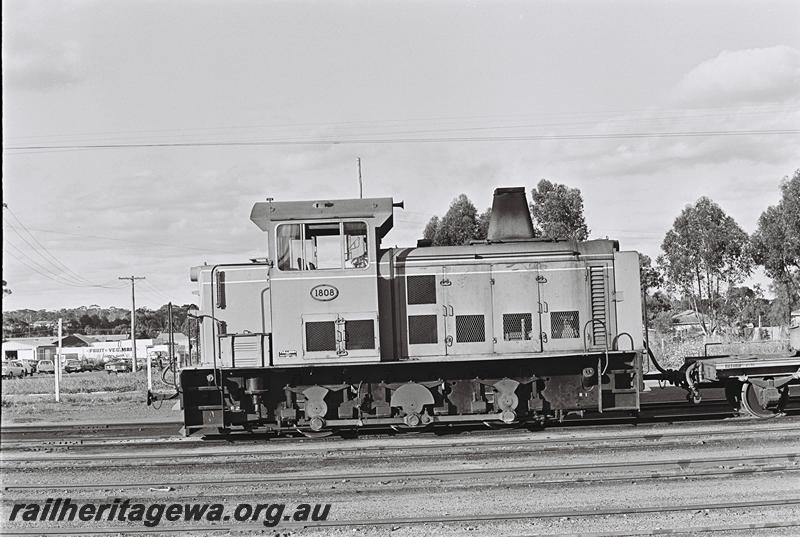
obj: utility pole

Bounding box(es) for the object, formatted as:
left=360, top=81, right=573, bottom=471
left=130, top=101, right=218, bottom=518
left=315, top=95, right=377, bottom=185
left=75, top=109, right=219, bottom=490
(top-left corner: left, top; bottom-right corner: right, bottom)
left=357, top=157, right=363, bottom=199
left=55, top=318, right=62, bottom=402
left=168, top=302, right=175, bottom=368
left=118, top=276, right=145, bottom=371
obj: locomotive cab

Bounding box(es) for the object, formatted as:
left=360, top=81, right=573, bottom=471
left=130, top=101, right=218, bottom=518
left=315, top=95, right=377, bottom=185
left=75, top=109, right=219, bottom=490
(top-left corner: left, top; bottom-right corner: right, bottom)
left=250, top=198, right=396, bottom=365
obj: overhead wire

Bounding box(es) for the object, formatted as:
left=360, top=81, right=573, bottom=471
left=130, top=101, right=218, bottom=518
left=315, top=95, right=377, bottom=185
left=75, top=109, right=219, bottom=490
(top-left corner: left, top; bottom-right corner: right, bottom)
left=4, top=102, right=792, bottom=145
left=3, top=208, right=108, bottom=286
left=4, top=248, right=114, bottom=289
left=2, top=209, right=126, bottom=289
left=22, top=226, right=243, bottom=255
left=143, top=280, right=174, bottom=303
left=4, top=128, right=798, bottom=154
left=3, top=238, right=113, bottom=289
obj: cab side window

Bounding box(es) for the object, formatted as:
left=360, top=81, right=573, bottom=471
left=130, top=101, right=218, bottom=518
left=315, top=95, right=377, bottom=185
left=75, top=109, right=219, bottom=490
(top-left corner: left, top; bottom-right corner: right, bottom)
left=276, top=221, right=369, bottom=271
left=305, top=223, right=341, bottom=270
left=343, top=222, right=368, bottom=269
left=276, top=224, right=302, bottom=271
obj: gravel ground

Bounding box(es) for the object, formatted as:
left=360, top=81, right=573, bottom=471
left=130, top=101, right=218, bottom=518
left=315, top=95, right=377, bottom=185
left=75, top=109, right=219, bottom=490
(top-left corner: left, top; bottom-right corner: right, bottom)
left=2, top=418, right=798, bottom=536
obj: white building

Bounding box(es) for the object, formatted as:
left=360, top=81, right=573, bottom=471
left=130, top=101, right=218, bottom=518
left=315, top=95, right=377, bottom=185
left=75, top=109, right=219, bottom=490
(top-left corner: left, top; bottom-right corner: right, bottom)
left=62, top=339, right=154, bottom=362
left=2, top=337, right=57, bottom=362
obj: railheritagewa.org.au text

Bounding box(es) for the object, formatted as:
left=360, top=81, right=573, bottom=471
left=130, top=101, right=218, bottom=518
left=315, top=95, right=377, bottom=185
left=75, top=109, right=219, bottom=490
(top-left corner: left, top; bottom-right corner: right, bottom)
left=8, top=498, right=331, bottom=528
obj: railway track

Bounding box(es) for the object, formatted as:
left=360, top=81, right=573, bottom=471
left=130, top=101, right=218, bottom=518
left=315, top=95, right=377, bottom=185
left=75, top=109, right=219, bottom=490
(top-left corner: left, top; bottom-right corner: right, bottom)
left=0, top=386, right=796, bottom=447
left=5, top=467, right=798, bottom=504
left=1, top=499, right=799, bottom=535
left=3, top=413, right=797, bottom=536
left=3, top=412, right=798, bottom=450
left=2, top=416, right=798, bottom=470
left=5, top=451, right=797, bottom=491
left=2, top=421, right=797, bottom=470
left=0, top=420, right=183, bottom=443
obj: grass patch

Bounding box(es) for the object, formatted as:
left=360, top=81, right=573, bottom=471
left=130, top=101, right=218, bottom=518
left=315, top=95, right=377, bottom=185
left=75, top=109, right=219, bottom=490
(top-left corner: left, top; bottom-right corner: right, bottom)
left=1, top=391, right=179, bottom=423
left=1, top=369, right=175, bottom=396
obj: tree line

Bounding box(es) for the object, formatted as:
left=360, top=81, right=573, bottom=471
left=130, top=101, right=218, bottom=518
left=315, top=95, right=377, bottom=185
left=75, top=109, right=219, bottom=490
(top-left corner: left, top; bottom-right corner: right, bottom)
left=422, top=179, right=589, bottom=245
left=422, top=171, right=800, bottom=335
left=2, top=304, right=196, bottom=340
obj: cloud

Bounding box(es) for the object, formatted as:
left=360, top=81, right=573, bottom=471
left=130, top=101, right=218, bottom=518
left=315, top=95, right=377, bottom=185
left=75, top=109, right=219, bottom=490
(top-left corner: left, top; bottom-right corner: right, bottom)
left=4, top=38, right=88, bottom=90
left=538, top=47, right=800, bottom=178
left=671, top=46, right=800, bottom=107
left=3, top=1, right=91, bottom=91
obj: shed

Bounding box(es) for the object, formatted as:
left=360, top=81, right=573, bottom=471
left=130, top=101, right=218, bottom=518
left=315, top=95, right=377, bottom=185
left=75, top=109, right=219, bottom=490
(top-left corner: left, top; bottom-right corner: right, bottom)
left=1, top=337, right=57, bottom=362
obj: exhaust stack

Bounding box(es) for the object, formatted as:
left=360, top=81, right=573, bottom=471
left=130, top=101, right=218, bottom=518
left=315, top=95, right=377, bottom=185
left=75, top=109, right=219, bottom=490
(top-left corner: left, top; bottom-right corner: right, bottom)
left=487, top=187, right=535, bottom=241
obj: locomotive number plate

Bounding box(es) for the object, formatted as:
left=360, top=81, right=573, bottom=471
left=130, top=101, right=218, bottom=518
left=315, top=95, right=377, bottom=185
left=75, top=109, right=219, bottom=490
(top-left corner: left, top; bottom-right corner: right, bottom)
left=310, top=284, right=339, bottom=301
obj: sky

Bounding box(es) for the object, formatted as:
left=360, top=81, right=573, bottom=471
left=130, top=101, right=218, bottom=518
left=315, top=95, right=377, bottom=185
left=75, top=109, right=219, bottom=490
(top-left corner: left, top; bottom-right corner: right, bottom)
left=2, top=0, right=799, bottom=311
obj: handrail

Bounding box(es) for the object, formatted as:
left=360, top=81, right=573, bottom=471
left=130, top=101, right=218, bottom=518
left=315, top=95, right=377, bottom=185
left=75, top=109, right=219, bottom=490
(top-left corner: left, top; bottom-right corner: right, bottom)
left=188, top=314, right=226, bottom=392
left=582, top=318, right=609, bottom=355
left=208, top=262, right=269, bottom=394
left=260, top=286, right=272, bottom=366
left=582, top=318, right=610, bottom=413
left=612, top=332, right=635, bottom=351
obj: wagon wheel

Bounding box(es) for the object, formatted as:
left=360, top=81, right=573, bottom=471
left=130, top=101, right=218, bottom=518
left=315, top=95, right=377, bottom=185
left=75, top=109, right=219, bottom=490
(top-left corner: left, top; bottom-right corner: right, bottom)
left=739, top=382, right=788, bottom=419
left=294, top=427, right=333, bottom=439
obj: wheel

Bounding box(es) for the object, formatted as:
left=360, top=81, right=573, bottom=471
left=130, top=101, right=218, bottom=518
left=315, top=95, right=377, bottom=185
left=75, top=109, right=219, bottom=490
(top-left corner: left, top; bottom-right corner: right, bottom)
left=739, top=381, right=788, bottom=419
left=293, top=426, right=333, bottom=439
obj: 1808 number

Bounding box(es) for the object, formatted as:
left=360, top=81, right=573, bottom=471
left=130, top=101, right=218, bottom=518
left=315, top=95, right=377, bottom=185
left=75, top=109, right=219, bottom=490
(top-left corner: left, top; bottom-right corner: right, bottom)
left=310, top=285, right=339, bottom=301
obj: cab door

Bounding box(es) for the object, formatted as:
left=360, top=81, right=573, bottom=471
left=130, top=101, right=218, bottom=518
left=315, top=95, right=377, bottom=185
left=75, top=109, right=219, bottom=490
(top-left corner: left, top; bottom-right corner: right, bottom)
left=270, top=220, right=380, bottom=365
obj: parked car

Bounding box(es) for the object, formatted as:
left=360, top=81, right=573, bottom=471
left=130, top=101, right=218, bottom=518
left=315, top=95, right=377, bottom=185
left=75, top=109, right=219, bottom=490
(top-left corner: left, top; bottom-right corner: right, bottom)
left=37, top=360, right=55, bottom=374
left=2, top=361, right=26, bottom=379
left=105, top=360, right=131, bottom=374
left=83, top=359, right=105, bottom=371
left=19, top=359, right=37, bottom=375
left=64, top=359, right=83, bottom=373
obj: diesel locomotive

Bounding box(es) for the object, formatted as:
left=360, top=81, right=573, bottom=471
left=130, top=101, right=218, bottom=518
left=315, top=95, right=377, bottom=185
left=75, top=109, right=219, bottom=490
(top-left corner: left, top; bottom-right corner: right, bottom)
left=178, top=187, right=797, bottom=436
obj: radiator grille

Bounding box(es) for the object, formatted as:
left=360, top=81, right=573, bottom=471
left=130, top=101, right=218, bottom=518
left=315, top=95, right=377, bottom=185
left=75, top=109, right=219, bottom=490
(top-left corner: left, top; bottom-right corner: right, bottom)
left=551, top=311, right=579, bottom=339
left=589, top=266, right=607, bottom=346
left=408, top=315, right=438, bottom=344
left=232, top=337, right=261, bottom=367
left=345, top=320, right=375, bottom=350
left=456, top=315, right=485, bottom=343
left=305, top=321, right=336, bottom=351
left=407, top=275, right=437, bottom=305
left=503, top=313, right=533, bottom=340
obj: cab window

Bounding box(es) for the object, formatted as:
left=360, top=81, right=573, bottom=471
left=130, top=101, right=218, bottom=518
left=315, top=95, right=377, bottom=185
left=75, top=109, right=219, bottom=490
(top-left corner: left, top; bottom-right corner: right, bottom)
left=343, top=222, right=368, bottom=269
left=276, top=224, right=302, bottom=271
left=305, top=223, right=341, bottom=270
left=276, top=221, right=369, bottom=271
